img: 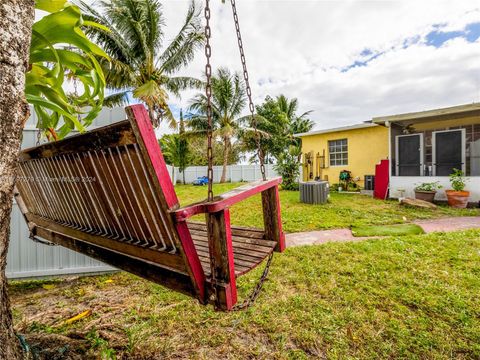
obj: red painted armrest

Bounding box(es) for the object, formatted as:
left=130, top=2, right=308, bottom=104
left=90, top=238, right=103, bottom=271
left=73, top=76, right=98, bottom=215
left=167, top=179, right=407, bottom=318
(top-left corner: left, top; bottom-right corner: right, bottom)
left=173, top=177, right=282, bottom=222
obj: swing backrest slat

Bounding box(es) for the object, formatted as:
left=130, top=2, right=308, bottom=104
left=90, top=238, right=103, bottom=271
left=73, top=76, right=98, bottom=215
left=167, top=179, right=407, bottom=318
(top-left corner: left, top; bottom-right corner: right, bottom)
left=16, top=105, right=205, bottom=299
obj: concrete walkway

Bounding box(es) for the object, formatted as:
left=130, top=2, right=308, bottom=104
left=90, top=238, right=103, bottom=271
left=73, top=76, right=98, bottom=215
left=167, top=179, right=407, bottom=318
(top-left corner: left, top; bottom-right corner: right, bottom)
left=286, top=216, right=480, bottom=247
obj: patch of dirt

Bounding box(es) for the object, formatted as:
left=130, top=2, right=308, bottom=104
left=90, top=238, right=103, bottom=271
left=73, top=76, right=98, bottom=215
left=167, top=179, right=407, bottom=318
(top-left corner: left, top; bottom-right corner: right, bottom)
left=22, top=333, right=89, bottom=360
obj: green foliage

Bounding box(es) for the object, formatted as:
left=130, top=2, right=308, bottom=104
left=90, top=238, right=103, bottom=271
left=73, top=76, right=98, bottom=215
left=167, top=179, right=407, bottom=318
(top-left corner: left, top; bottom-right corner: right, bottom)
left=449, top=168, right=468, bottom=191
left=159, top=134, right=184, bottom=168
left=187, top=137, right=243, bottom=166
left=77, top=0, right=204, bottom=128
left=27, top=2, right=108, bottom=139
left=239, top=96, right=289, bottom=163
left=188, top=68, right=246, bottom=181
left=414, top=181, right=443, bottom=192
left=240, top=95, right=314, bottom=163
left=274, top=146, right=301, bottom=190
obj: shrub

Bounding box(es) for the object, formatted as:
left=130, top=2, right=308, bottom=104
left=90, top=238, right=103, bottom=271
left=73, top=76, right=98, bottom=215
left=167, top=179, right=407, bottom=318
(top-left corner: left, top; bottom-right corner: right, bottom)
left=414, top=181, right=442, bottom=192
left=449, top=168, right=468, bottom=191
left=274, top=146, right=301, bottom=190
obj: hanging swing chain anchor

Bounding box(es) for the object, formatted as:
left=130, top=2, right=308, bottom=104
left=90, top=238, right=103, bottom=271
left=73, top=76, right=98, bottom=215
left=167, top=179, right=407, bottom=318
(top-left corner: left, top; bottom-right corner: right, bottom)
left=230, top=0, right=266, bottom=181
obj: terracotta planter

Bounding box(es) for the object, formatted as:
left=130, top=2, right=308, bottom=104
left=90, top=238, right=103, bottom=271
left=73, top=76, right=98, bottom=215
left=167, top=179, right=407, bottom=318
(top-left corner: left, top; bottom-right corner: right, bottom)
left=445, top=190, right=470, bottom=208
left=414, top=190, right=436, bottom=203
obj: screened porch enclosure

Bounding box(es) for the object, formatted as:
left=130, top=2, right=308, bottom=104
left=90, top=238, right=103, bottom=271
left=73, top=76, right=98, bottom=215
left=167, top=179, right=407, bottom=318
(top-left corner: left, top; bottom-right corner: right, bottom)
left=392, top=123, right=480, bottom=177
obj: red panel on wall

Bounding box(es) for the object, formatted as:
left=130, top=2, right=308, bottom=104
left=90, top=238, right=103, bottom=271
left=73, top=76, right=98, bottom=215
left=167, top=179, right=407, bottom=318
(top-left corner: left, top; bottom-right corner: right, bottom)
left=374, top=159, right=389, bottom=200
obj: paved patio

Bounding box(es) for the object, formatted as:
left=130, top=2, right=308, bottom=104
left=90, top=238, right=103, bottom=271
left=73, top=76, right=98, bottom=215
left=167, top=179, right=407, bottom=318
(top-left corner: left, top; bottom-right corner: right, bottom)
left=286, top=216, right=480, bottom=247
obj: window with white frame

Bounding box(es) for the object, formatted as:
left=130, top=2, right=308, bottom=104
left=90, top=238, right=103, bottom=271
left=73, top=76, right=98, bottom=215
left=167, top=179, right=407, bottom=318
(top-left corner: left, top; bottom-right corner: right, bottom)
left=329, top=139, right=348, bottom=166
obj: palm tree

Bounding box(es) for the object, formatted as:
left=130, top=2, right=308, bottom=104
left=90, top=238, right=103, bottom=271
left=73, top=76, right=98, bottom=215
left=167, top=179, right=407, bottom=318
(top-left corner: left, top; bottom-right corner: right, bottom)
left=159, top=109, right=190, bottom=184
left=77, top=0, right=204, bottom=128
left=188, top=68, right=246, bottom=183
left=240, top=94, right=313, bottom=163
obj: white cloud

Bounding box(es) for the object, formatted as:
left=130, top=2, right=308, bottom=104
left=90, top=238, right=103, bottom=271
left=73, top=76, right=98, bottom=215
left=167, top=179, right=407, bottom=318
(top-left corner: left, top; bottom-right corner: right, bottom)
left=83, top=0, right=480, bottom=132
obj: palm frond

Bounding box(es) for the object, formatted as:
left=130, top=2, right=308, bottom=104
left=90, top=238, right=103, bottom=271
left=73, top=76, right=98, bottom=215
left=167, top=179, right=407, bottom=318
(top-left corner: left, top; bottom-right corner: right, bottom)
left=75, top=0, right=134, bottom=65
left=103, top=90, right=130, bottom=107
left=164, top=76, right=204, bottom=98
left=158, top=0, right=204, bottom=74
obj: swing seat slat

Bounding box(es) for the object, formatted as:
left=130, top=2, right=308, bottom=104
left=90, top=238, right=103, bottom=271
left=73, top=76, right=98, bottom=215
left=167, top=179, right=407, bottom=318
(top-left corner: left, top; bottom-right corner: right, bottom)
left=15, top=104, right=285, bottom=310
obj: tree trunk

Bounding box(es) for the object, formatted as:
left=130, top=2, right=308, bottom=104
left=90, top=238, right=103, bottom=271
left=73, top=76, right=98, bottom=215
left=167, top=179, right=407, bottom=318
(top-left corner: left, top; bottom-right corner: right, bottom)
left=220, top=137, right=230, bottom=183
left=0, top=1, right=35, bottom=359
left=147, top=103, right=158, bottom=128
left=182, top=170, right=186, bottom=185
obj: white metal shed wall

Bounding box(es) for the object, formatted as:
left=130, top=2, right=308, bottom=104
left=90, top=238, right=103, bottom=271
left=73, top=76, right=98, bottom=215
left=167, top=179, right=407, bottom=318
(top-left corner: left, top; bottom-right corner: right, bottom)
left=7, top=107, right=127, bottom=279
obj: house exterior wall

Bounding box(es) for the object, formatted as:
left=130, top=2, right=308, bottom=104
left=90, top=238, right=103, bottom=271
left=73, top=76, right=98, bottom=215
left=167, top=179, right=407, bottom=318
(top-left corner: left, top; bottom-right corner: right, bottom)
left=390, top=176, right=480, bottom=202
left=300, top=125, right=389, bottom=186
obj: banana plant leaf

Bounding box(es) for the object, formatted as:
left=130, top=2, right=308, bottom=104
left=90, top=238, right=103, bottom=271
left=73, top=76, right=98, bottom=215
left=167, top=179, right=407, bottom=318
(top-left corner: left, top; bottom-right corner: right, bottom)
left=27, top=2, right=109, bottom=140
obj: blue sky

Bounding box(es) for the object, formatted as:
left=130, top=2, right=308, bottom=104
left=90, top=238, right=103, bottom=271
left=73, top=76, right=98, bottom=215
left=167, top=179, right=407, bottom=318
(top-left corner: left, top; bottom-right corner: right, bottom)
left=426, top=22, right=480, bottom=47
left=341, top=20, right=480, bottom=73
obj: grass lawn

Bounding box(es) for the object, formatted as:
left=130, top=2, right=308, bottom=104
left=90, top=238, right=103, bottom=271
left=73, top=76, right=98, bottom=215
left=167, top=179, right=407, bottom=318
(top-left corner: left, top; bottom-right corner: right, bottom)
left=175, top=183, right=479, bottom=233
left=10, top=230, right=480, bottom=359
left=351, top=223, right=425, bottom=237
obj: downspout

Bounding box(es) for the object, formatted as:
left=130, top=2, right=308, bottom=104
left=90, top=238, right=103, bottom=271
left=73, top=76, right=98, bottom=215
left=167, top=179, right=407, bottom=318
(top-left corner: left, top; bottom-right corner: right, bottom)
left=385, top=120, right=391, bottom=199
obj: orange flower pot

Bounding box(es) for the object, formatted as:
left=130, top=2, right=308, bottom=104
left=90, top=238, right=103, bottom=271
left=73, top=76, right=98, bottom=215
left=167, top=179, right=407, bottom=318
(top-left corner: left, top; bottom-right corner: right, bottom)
left=445, top=190, right=470, bottom=208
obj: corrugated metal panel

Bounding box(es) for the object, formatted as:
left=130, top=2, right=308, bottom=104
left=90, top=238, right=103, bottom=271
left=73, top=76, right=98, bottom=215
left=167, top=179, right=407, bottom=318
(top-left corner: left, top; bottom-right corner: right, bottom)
left=7, top=107, right=126, bottom=279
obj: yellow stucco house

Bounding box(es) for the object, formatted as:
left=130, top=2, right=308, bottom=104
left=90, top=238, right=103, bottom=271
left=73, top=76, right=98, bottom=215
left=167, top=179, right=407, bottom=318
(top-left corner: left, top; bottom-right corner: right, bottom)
left=296, top=122, right=389, bottom=187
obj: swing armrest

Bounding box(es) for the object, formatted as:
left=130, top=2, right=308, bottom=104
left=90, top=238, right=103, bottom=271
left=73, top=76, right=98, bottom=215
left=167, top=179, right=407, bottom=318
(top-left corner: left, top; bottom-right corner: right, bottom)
left=173, top=177, right=282, bottom=222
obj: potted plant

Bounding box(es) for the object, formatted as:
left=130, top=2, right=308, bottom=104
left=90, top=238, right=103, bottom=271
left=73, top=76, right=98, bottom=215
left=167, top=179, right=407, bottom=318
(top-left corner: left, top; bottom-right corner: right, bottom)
left=414, top=181, right=442, bottom=203
left=445, top=168, right=470, bottom=208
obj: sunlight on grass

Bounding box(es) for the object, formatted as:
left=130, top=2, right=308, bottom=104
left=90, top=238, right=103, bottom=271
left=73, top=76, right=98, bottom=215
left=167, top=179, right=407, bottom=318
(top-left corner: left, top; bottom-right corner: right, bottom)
left=351, top=223, right=425, bottom=237
left=174, top=182, right=479, bottom=233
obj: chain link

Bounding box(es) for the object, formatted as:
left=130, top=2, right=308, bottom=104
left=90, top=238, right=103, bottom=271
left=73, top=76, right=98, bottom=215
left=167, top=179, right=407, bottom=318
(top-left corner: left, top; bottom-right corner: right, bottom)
left=232, top=252, right=273, bottom=311
left=204, top=0, right=219, bottom=309
left=230, top=0, right=266, bottom=180
left=204, top=0, right=272, bottom=311
left=204, top=0, right=214, bottom=202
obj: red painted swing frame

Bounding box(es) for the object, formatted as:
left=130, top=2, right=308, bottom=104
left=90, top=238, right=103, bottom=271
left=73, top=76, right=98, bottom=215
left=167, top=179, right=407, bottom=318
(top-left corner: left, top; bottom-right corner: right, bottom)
left=17, top=104, right=285, bottom=310
left=129, top=105, right=285, bottom=309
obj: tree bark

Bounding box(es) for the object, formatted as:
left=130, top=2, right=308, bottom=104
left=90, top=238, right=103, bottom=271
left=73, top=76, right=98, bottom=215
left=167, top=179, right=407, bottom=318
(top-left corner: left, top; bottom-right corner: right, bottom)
left=147, top=103, right=159, bottom=128
left=0, top=1, right=35, bottom=359
left=220, top=137, right=230, bottom=183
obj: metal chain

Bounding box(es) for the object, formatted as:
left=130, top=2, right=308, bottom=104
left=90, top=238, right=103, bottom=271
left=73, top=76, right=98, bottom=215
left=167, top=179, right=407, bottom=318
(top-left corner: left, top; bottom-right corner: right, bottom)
left=204, top=0, right=219, bottom=308
left=204, top=0, right=214, bottom=202
left=232, top=252, right=273, bottom=311
left=204, top=0, right=272, bottom=311
left=230, top=0, right=266, bottom=181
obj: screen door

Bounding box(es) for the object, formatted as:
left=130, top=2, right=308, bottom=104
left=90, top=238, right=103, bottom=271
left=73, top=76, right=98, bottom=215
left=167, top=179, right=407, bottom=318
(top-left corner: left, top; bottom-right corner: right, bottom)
left=433, top=129, right=465, bottom=176
left=396, top=134, right=423, bottom=176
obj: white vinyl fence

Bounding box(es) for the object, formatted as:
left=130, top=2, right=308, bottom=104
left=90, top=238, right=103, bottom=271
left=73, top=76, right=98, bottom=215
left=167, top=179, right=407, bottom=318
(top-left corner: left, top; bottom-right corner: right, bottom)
left=171, top=164, right=279, bottom=184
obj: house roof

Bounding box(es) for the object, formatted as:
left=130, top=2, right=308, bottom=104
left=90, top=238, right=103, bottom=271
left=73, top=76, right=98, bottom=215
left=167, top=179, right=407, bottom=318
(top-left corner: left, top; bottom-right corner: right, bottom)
left=372, top=102, right=480, bottom=125
left=294, top=122, right=378, bottom=138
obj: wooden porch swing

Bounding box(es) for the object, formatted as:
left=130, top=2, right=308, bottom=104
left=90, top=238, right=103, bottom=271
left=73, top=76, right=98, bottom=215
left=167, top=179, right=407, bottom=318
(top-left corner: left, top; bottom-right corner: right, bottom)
left=15, top=105, right=285, bottom=310
left=15, top=0, right=284, bottom=311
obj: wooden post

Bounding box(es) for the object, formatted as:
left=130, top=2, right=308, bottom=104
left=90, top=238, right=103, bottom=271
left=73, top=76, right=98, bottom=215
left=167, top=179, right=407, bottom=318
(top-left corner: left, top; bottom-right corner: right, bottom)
left=206, top=209, right=237, bottom=310
left=261, top=185, right=285, bottom=252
